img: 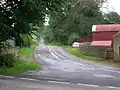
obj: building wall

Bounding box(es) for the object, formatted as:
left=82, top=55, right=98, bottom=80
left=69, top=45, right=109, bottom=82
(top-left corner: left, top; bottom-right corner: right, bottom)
left=92, top=31, right=118, bottom=41
left=79, top=46, right=113, bottom=59
left=79, top=46, right=106, bottom=58
left=76, top=36, right=92, bottom=42
left=113, top=36, right=120, bottom=59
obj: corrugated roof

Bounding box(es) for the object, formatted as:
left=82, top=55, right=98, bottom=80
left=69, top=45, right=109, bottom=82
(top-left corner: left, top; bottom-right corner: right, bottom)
left=91, top=41, right=112, bottom=46
left=92, top=24, right=120, bottom=32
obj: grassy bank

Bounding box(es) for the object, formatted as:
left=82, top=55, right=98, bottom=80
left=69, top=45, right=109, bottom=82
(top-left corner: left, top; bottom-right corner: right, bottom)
left=20, top=45, right=37, bottom=57
left=66, top=46, right=101, bottom=60
left=0, top=44, right=40, bottom=74
left=47, top=43, right=65, bottom=46
left=0, top=60, right=40, bottom=74
left=66, top=46, right=120, bottom=67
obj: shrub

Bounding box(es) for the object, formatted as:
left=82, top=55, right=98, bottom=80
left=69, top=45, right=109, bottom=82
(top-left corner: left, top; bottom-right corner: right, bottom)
left=0, top=53, right=16, bottom=68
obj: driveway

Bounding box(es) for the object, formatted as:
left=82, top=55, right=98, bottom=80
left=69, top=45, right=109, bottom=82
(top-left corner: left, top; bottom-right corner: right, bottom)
left=23, top=44, right=120, bottom=88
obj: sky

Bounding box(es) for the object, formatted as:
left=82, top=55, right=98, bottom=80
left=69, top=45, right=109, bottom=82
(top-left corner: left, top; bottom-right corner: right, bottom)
left=107, top=0, right=120, bottom=13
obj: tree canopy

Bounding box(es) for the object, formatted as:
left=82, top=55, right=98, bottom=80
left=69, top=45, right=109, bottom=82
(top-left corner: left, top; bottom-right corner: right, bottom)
left=47, top=0, right=109, bottom=44
left=105, top=11, right=120, bottom=24
left=0, top=0, right=69, bottom=46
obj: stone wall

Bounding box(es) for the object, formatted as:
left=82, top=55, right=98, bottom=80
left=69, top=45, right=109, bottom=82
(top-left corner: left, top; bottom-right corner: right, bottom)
left=2, top=47, right=20, bottom=59
left=79, top=45, right=107, bottom=58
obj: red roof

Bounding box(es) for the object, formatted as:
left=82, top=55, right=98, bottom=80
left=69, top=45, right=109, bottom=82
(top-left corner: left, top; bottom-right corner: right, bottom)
left=92, top=24, right=120, bottom=32
left=91, top=41, right=112, bottom=46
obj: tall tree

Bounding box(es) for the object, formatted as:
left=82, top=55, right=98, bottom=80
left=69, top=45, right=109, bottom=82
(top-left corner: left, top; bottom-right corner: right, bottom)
left=48, top=0, right=108, bottom=44
left=0, top=0, right=69, bottom=46
left=105, top=11, right=120, bottom=24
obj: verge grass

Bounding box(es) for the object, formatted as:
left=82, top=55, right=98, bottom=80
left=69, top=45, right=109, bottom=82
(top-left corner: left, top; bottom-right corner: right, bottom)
left=0, top=60, right=40, bottom=74
left=0, top=44, right=40, bottom=74
left=66, top=46, right=120, bottom=67
left=66, top=46, right=101, bottom=60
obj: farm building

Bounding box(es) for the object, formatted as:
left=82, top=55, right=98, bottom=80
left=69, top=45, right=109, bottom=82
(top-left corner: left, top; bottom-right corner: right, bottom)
left=91, top=24, right=120, bottom=59
left=76, top=36, right=92, bottom=43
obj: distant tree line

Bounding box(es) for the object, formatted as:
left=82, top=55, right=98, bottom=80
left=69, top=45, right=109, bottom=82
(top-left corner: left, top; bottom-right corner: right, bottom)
left=42, top=0, right=120, bottom=45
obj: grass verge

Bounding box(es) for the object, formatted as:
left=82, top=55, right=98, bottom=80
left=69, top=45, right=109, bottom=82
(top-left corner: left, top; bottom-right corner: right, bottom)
left=66, top=46, right=101, bottom=60
left=47, top=43, right=66, bottom=46
left=0, top=60, right=40, bottom=74
left=0, top=44, right=40, bottom=74
left=20, top=45, right=37, bottom=57
left=66, top=46, right=120, bottom=67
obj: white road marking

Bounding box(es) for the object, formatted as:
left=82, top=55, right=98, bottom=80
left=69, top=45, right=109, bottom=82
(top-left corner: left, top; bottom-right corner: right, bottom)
left=0, top=75, right=14, bottom=78
left=47, top=46, right=94, bottom=70
left=99, top=68, right=120, bottom=74
left=64, top=60, right=86, bottom=66
left=47, top=47, right=88, bottom=67
left=48, top=81, right=70, bottom=84
left=0, top=75, right=120, bottom=89
left=77, top=83, right=99, bottom=87
left=107, top=86, right=120, bottom=89
left=20, top=78, right=40, bottom=81
left=47, top=46, right=59, bottom=60
left=37, top=54, right=59, bottom=65
left=93, top=74, right=116, bottom=78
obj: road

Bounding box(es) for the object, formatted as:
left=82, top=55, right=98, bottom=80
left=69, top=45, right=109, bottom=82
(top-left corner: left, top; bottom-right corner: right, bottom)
left=1, top=77, right=119, bottom=90
left=23, top=44, right=120, bottom=88
left=1, top=44, right=120, bottom=90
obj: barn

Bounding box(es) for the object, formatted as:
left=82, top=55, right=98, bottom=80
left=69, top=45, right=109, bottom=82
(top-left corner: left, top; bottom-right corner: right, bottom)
left=76, top=36, right=92, bottom=43
left=91, top=24, right=120, bottom=59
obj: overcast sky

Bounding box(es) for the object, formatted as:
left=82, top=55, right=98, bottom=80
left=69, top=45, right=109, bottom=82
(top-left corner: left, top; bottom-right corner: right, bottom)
left=108, top=0, right=120, bottom=13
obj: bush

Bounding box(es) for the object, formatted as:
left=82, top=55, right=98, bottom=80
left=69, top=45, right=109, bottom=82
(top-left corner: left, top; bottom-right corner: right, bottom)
left=0, top=60, right=40, bottom=74
left=0, top=53, right=16, bottom=68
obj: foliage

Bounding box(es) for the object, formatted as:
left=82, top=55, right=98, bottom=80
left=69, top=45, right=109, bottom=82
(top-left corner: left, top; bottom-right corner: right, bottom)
left=0, top=0, right=68, bottom=69
left=21, top=34, right=38, bottom=47
left=21, top=34, right=32, bottom=47
left=68, top=33, right=79, bottom=45
left=0, top=44, right=40, bottom=74
left=0, top=0, right=69, bottom=46
left=0, top=60, right=40, bottom=74
left=42, top=27, right=54, bottom=44
left=20, top=45, right=37, bottom=58
left=105, top=12, right=120, bottom=24
left=0, top=53, right=16, bottom=68
left=48, top=0, right=108, bottom=44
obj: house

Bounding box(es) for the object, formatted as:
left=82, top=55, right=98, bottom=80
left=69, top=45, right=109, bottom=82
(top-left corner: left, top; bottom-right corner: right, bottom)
left=91, top=24, right=120, bottom=59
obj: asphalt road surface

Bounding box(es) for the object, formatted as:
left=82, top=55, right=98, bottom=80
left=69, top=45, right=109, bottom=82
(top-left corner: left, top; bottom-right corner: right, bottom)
left=1, top=78, right=120, bottom=90
left=1, top=43, right=120, bottom=90
left=22, top=44, right=120, bottom=89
